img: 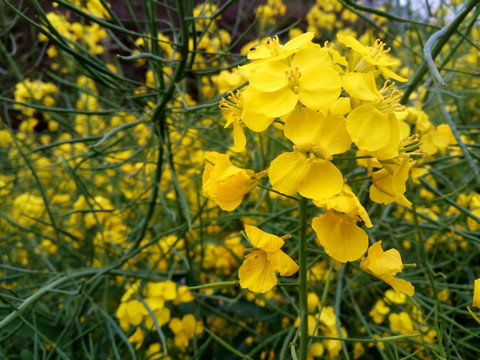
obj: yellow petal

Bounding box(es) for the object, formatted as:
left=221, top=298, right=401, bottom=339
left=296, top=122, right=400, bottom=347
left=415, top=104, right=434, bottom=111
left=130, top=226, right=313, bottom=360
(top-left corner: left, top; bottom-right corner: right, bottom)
left=283, top=32, right=315, bottom=51
left=247, top=87, right=298, bottom=118
left=379, top=65, right=408, bottom=82
left=329, top=97, right=351, bottom=116
left=382, top=276, right=415, bottom=297
left=362, top=241, right=403, bottom=276
left=249, top=61, right=289, bottom=92
left=298, top=65, right=342, bottom=111
left=337, top=34, right=369, bottom=57
left=370, top=184, right=412, bottom=207
left=291, top=47, right=332, bottom=74
left=312, top=211, right=368, bottom=262
left=204, top=151, right=232, bottom=170
left=245, top=225, right=284, bottom=252
left=269, top=151, right=308, bottom=196
left=284, top=109, right=351, bottom=156
left=238, top=250, right=277, bottom=293
left=215, top=166, right=251, bottom=201
left=267, top=250, right=299, bottom=276
left=298, top=160, right=344, bottom=200
left=474, top=278, right=480, bottom=308
left=346, top=103, right=391, bottom=152
left=342, top=72, right=381, bottom=101
left=232, top=121, right=246, bottom=152
left=241, top=87, right=275, bottom=132
left=366, top=113, right=401, bottom=160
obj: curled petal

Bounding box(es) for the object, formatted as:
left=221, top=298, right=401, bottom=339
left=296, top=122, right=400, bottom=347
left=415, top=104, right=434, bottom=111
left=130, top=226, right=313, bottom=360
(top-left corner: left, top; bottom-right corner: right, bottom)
left=245, top=225, right=284, bottom=252
left=268, top=250, right=299, bottom=276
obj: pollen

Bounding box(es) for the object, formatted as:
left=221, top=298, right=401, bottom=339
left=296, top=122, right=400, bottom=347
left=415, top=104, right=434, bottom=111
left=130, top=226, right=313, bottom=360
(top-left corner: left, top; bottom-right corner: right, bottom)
left=264, top=35, right=282, bottom=57
left=285, top=66, right=302, bottom=93
left=219, top=90, right=243, bottom=113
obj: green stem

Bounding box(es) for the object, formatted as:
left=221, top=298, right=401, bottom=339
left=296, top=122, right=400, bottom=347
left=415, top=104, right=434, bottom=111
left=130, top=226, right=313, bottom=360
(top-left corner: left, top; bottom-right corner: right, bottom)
left=188, top=281, right=237, bottom=290
left=298, top=196, right=309, bottom=359
left=401, top=0, right=479, bottom=104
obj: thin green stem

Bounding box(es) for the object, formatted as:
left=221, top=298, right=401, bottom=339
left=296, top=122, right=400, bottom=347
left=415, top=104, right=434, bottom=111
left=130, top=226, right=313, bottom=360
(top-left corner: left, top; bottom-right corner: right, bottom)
left=297, top=196, right=309, bottom=360
left=401, top=0, right=479, bottom=104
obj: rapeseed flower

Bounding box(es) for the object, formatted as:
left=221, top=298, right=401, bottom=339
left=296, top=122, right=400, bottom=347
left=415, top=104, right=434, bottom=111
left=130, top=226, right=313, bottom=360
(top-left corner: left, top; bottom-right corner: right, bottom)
left=247, top=47, right=342, bottom=117
left=360, top=241, right=415, bottom=296
left=369, top=155, right=411, bottom=206
left=346, top=83, right=404, bottom=154
left=238, top=225, right=298, bottom=293
left=312, top=187, right=371, bottom=262
left=202, top=152, right=264, bottom=211
left=337, top=34, right=407, bottom=82
left=169, top=314, right=203, bottom=349
left=269, top=108, right=350, bottom=199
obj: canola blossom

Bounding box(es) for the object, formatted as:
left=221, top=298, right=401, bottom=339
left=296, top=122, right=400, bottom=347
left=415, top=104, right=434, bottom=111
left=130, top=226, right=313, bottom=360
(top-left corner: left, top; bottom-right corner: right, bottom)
left=202, top=152, right=263, bottom=211
left=269, top=108, right=351, bottom=199
left=360, top=241, right=415, bottom=296
left=238, top=225, right=299, bottom=293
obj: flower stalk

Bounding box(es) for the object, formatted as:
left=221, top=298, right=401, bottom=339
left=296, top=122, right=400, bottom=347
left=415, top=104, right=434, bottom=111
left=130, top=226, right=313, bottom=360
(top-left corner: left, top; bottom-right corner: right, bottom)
left=298, top=196, right=309, bottom=359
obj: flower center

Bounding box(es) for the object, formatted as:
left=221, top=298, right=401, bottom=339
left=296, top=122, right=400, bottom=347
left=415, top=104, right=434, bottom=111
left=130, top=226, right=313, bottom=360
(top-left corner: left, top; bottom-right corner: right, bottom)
left=264, top=36, right=283, bottom=57
left=219, top=90, right=243, bottom=116
left=284, top=65, right=301, bottom=94
left=293, top=142, right=333, bottom=162
left=375, top=83, right=405, bottom=113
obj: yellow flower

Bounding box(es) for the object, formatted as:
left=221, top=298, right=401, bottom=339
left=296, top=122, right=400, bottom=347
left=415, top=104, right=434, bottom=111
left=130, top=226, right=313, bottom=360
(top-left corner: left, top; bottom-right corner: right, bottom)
left=388, top=312, right=416, bottom=334
left=247, top=47, right=342, bottom=117
left=128, top=327, right=144, bottom=350
left=312, top=210, right=368, bottom=263
left=369, top=299, right=390, bottom=324
left=246, top=32, right=314, bottom=62
left=269, top=108, right=350, bottom=200
left=145, top=343, right=170, bottom=360
left=115, top=299, right=147, bottom=331
left=238, top=225, right=299, bottom=293
left=219, top=88, right=275, bottom=151
left=168, top=314, right=203, bottom=349
left=369, top=155, right=411, bottom=206
left=360, top=241, right=414, bottom=296
left=345, top=85, right=404, bottom=154
left=312, top=188, right=371, bottom=262
left=337, top=34, right=407, bottom=82
left=202, top=152, right=262, bottom=211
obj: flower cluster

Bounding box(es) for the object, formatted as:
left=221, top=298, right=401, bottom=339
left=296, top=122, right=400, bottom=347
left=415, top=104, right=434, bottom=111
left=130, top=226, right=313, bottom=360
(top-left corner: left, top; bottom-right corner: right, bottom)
left=204, top=32, right=419, bottom=294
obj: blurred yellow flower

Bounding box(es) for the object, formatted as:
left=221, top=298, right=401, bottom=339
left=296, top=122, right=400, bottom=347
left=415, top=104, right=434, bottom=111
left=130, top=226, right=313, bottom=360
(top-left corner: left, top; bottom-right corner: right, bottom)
left=238, top=225, right=299, bottom=293
left=168, top=314, right=203, bottom=349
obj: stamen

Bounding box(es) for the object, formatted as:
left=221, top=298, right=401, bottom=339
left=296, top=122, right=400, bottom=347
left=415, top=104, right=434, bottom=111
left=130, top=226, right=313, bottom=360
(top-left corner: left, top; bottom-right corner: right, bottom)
left=219, top=90, right=243, bottom=113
